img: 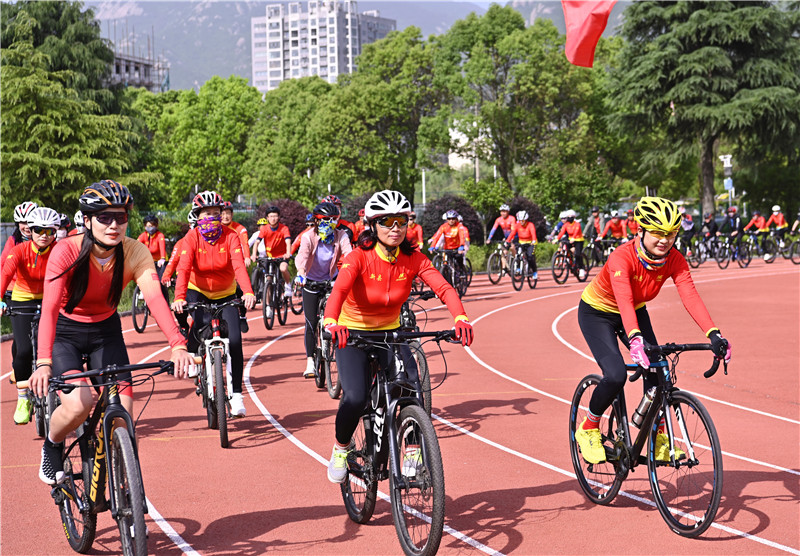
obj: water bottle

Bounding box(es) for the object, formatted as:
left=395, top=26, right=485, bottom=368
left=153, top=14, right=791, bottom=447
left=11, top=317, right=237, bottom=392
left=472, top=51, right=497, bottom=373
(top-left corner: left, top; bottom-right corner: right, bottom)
left=631, top=387, right=656, bottom=428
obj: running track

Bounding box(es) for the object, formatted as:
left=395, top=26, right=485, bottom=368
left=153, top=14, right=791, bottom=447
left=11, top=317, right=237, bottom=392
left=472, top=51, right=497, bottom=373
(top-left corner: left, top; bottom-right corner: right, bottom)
left=2, top=258, right=798, bottom=555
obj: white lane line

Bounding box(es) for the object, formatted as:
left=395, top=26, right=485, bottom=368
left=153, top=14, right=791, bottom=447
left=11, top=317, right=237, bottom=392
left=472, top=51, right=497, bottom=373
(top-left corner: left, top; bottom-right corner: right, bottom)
left=243, top=328, right=503, bottom=556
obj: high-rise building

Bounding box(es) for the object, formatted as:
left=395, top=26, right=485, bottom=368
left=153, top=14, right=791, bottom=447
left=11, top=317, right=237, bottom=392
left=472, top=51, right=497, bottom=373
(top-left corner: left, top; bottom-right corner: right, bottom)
left=251, top=1, right=396, bottom=93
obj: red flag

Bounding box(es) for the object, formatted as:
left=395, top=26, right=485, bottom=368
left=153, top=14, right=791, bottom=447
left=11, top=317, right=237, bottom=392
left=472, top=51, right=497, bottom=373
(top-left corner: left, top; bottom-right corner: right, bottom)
left=562, top=0, right=618, bottom=68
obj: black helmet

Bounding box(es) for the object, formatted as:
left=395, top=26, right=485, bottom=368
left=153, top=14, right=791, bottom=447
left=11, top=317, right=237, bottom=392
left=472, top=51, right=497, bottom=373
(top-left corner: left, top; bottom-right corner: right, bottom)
left=79, top=180, right=133, bottom=213
left=313, top=202, right=340, bottom=218
left=265, top=205, right=281, bottom=216
left=143, top=214, right=159, bottom=226
left=591, top=206, right=600, bottom=212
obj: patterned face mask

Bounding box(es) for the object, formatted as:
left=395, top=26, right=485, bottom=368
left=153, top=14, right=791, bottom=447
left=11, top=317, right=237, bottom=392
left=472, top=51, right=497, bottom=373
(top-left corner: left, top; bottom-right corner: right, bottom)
left=145, top=225, right=156, bottom=234
left=317, top=221, right=335, bottom=244
left=197, top=216, right=223, bottom=244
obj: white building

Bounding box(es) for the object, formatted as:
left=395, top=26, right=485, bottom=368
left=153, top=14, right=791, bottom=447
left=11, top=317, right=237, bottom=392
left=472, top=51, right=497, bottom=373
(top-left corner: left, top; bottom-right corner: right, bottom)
left=251, top=1, right=396, bottom=93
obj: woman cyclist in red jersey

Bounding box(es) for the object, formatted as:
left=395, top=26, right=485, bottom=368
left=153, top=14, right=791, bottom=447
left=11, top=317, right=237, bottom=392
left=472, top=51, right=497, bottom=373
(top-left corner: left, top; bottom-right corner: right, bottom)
left=138, top=214, right=168, bottom=300
left=295, top=202, right=353, bottom=378
left=354, top=209, right=367, bottom=242
left=765, top=205, right=788, bottom=247
left=220, top=201, right=252, bottom=267
left=321, top=190, right=474, bottom=483
left=171, top=191, right=256, bottom=417
left=405, top=210, right=424, bottom=248
left=555, top=209, right=586, bottom=279
left=485, top=203, right=517, bottom=244
left=2, top=202, right=38, bottom=299
left=574, top=196, right=732, bottom=465
left=28, top=180, right=193, bottom=485
left=0, top=207, right=59, bottom=424
left=505, top=210, right=538, bottom=280
left=624, top=209, right=639, bottom=237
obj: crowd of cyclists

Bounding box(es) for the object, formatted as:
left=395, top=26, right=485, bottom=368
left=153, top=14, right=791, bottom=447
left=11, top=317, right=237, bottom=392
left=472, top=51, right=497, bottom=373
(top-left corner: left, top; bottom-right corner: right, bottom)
left=3, top=179, right=792, bottom=551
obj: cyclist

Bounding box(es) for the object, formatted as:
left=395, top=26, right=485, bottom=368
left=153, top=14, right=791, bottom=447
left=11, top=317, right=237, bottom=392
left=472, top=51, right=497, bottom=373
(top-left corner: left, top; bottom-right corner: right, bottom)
left=0, top=207, right=59, bottom=424
left=171, top=191, right=256, bottom=417
left=583, top=206, right=605, bottom=242
left=555, top=209, right=586, bottom=279
left=291, top=214, right=316, bottom=256
left=744, top=209, right=770, bottom=259
left=678, top=207, right=696, bottom=254
left=252, top=205, right=293, bottom=297
left=405, top=210, right=424, bottom=249
left=717, top=206, right=745, bottom=252
left=68, top=210, right=84, bottom=236
left=137, top=214, right=166, bottom=270
left=485, top=203, right=516, bottom=244
left=248, top=218, right=269, bottom=258
left=321, top=190, right=474, bottom=483
left=702, top=211, right=719, bottom=239
left=624, top=209, right=639, bottom=238
left=322, top=194, right=356, bottom=241
left=28, top=180, right=193, bottom=485
left=162, top=211, right=197, bottom=338
left=505, top=210, right=538, bottom=280
left=599, top=210, right=626, bottom=244
left=56, top=213, right=71, bottom=241
left=295, top=202, right=353, bottom=378
left=2, top=202, right=38, bottom=282
left=575, top=196, right=731, bottom=465
left=765, top=205, right=788, bottom=247
left=354, top=209, right=367, bottom=242
left=792, top=209, right=800, bottom=234
left=220, top=201, right=252, bottom=267
left=429, top=210, right=468, bottom=271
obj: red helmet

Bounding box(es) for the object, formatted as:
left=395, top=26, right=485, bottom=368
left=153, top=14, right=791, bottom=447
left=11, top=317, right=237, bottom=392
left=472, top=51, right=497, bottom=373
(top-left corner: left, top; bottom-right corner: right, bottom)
left=191, top=191, right=224, bottom=216
left=727, top=206, right=737, bottom=214
left=358, top=208, right=365, bottom=217
left=322, top=194, right=342, bottom=206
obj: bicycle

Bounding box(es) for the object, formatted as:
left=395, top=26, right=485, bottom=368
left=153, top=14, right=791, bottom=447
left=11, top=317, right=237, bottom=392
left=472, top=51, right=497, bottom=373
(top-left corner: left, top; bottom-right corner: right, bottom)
left=765, top=229, right=792, bottom=260
left=568, top=343, right=726, bottom=537
left=333, top=329, right=457, bottom=556
left=508, top=244, right=538, bottom=291
left=743, top=231, right=777, bottom=263
left=432, top=249, right=468, bottom=298
left=551, top=240, right=589, bottom=284
left=256, top=257, right=289, bottom=330
left=399, top=290, right=436, bottom=416
left=49, top=359, right=174, bottom=555
left=716, top=234, right=751, bottom=269
left=486, top=241, right=513, bottom=285
left=686, top=236, right=716, bottom=268
left=185, top=299, right=242, bottom=448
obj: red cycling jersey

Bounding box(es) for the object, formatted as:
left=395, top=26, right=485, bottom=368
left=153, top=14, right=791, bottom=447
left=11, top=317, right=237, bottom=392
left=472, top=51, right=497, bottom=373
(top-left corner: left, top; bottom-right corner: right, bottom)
left=405, top=222, right=424, bottom=248
left=136, top=230, right=166, bottom=261
left=0, top=241, right=53, bottom=301
left=162, top=236, right=185, bottom=279
left=430, top=223, right=467, bottom=250
left=581, top=239, right=716, bottom=338
left=257, top=223, right=291, bottom=257
left=1, top=235, right=21, bottom=292
left=765, top=213, right=787, bottom=230
left=37, top=236, right=186, bottom=363
left=324, top=246, right=468, bottom=330
left=601, top=219, right=625, bottom=239
left=744, top=215, right=767, bottom=232
left=506, top=221, right=538, bottom=244
left=354, top=220, right=366, bottom=242
left=557, top=221, right=584, bottom=241
left=291, top=227, right=314, bottom=255
left=625, top=218, right=639, bottom=235
left=458, top=223, right=471, bottom=243
left=174, top=227, right=253, bottom=301
left=226, top=221, right=251, bottom=259
left=492, top=214, right=516, bottom=235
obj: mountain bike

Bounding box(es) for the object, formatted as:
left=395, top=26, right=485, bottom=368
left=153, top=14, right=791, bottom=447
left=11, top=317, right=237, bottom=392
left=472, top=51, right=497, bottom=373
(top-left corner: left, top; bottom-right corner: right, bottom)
left=582, top=237, right=611, bottom=270
left=432, top=249, right=468, bottom=298
left=568, top=343, right=726, bottom=538
left=686, top=236, right=716, bottom=268
left=509, top=245, right=538, bottom=291
left=486, top=242, right=513, bottom=284
left=333, top=329, right=456, bottom=556
left=764, top=229, right=792, bottom=260
left=49, top=360, right=174, bottom=555
left=257, top=257, right=289, bottom=330
left=130, top=286, right=149, bottom=333
left=399, top=290, right=436, bottom=416
left=551, top=240, right=589, bottom=284
left=743, top=231, right=776, bottom=263
left=185, top=299, right=241, bottom=448
left=716, top=234, right=750, bottom=269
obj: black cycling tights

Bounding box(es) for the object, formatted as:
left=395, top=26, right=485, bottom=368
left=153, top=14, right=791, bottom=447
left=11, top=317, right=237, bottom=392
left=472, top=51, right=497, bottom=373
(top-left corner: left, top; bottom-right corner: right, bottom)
left=577, top=300, right=658, bottom=416
left=8, top=299, right=40, bottom=381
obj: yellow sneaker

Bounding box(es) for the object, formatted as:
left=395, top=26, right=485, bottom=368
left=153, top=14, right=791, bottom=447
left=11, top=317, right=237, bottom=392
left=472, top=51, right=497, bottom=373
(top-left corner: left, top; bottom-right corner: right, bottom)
left=654, top=432, right=685, bottom=462
left=13, top=397, right=32, bottom=425
left=574, top=419, right=606, bottom=464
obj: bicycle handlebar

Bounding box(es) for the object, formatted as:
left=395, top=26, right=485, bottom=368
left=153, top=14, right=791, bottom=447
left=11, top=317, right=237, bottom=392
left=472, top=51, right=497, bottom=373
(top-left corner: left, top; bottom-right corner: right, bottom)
left=628, top=343, right=725, bottom=381
left=2, top=306, right=42, bottom=317
left=323, top=329, right=457, bottom=344
left=407, top=290, right=436, bottom=301
left=48, top=360, right=174, bottom=392
left=183, top=299, right=243, bottom=313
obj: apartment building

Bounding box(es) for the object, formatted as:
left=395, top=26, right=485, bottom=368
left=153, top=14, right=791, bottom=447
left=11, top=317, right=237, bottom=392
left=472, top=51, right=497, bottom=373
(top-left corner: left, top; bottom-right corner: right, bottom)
left=251, top=0, right=396, bottom=93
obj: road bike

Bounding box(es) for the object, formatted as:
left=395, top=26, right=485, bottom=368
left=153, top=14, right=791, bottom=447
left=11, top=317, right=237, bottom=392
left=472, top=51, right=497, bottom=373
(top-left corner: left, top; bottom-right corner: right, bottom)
left=716, top=234, right=751, bottom=269
left=551, top=240, right=589, bottom=284
left=333, top=329, right=457, bottom=556
left=256, top=257, right=289, bottom=330
left=432, top=249, right=468, bottom=298
left=399, top=290, right=436, bottom=416
left=304, top=280, right=338, bottom=397
left=568, top=343, right=725, bottom=537
left=185, top=299, right=241, bottom=448
left=49, top=359, right=174, bottom=555
left=486, top=241, right=513, bottom=285
left=509, top=245, right=538, bottom=291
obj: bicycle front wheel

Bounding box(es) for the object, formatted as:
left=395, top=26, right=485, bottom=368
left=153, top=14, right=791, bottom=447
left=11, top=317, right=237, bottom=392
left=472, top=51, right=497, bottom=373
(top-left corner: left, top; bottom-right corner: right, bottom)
left=59, top=433, right=97, bottom=553
left=486, top=252, right=503, bottom=284
left=568, top=374, right=625, bottom=505
left=715, top=245, right=731, bottom=269
left=290, top=281, right=304, bottom=314
left=551, top=252, right=568, bottom=284
left=736, top=243, right=752, bottom=268
left=131, top=286, right=148, bottom=333
left=582, top=245, right=595, bottom=271
left=262, top=280, right=275, bottom=330
left=391, top=404, right=445, bottom=556
left=790, top=240, right=800, bottom=264
left=112, top=428, right=147, bottom=556
left=648, top=391, right=722, bottom=538
left=325, top=339, right=340, bottom=399
left=576, top=253, right=590, bottom=282
left=763, top=238, right=777, bottom=263
left=341, top=415, right=378, bottom=524
left=314, top=319, right=327, bottom=389
left=511, top=257, right=524, bottom=291
left=464, top=258, right=473, bottom=287
left=277, top=281, right=289, bottom=325
left=213, top=351, right=229, bottom=448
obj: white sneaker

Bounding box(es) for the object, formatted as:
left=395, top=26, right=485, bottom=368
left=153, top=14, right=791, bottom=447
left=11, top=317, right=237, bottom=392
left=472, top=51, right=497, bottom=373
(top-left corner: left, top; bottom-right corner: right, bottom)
left=284, top=284, right=292, bottom=297
left=302, top=357, right=316, bottom=379
left=327, top=442, right=351, bottom=483
left=532, top=271, right=538, bottom=280
left=266, top=306, right=274, bottom=319
left=579, top=269, right=587, bottom=279
left=229, top=393, right=246, bottom=417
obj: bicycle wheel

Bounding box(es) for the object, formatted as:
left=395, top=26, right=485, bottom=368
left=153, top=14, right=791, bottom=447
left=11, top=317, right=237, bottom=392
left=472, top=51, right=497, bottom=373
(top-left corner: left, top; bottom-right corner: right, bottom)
left=736, top=243, right=752, bottom=268
left=527, top=263, right=538, bottom=289
left=790, top=240, right=800, bottom=264
left=111, top=429, right=147, bottom=556
left=131, top=286, right=148, bottom=333
left=391, top=404, right=445, bottom=556
left=454, top=266, right=468, bottom=298
left=576, top=253, right=590, bottom=282
left=276, top=280, right=289, bottom=325
left=648, top=391, right=722, bottom=538
left=763, top=238, right=777, bottom=263
left=551, top=252, right=568, bottom=284
left=250, top=266, right=263, bottom=304
left=213, top=351, right=228, bottom=448
left=314, top=320, right=327, bottom=389
left=511, top=257, right=524, bottom=291
left=582, top=245, right=595, bottom=271
left=262, top=280, right=275, bottom=330
left=431, top=254, right=443, bottom=272
left=780, top=239, right=791, bottom=260
left=341, top=415, right=378, bottom=524
left=33, top=393, right=46, bottom=438
left=464, top=258, right=473, bottom=287
left=290, top=281, right=304, bottom=314
left=715, top=245, right=730, bottom=269
left=568, top=374, right=625, bottom=505
left=410, top=340, right=431, bottom=416
left=325, top=339, right=340, bottom=399
left=59, top=433, right=97, bottom=553
left=486, top=252, right=503, bottom=284
left=200, top=354, right=217, bottom=428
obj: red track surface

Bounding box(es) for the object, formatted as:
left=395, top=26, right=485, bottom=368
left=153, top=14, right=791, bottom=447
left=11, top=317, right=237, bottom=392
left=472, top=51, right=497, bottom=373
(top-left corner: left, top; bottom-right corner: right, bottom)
left=2, top=258, right=798, bottom=555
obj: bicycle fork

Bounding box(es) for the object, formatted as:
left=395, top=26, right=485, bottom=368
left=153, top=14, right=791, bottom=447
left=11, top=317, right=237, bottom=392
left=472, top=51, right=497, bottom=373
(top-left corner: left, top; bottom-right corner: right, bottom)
left=204, top=339, right=233, bottom=401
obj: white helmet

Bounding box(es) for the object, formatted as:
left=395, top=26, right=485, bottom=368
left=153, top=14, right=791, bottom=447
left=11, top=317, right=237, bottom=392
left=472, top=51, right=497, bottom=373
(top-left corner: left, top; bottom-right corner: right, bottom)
left=565, top=209, right=577, bottom=218
left=188, top=210, right=198, bottom=227
left=499, top=204, right=510, bottom=211
left=27, top=207, right=61, bottom=229
left=558, top=210, right=567, bottom=219
left=516, top=210, right=529, bottom=221
left=610, top=210, right=619, bottom=218
left=772, top=205, right=781, bottom=212
left=14, top=201, right=38, bottom=223
left=364, top=190, right=412, bottom=220
left=74, top=210, right=85, bottom=228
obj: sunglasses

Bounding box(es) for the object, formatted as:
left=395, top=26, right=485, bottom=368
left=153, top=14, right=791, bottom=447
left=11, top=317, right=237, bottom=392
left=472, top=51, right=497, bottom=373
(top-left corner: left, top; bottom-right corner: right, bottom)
left=647, top=229, right=678, bottom=241
left=376, top=215, right=409, bottom=229
left=316, top=217, right=338, bottom=224
left=94, top=212, right=129, bottom=225
left=31, top=226, right=56, bottom=236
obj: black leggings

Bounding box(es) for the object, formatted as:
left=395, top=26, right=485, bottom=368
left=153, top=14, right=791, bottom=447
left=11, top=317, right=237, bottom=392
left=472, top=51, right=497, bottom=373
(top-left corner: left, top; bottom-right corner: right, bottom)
left=8, top=299, right=40, bottom=381
left=577, top=300, right=658, bottom=416
left=334, top=341, right=418, bottom=446
left=51, top=313, right=131, bottom=382
left=302, top=286, right=325, bottom=358
left=520, top=243, right=537, bottom=272
left=186, top=291, right=244, bottom=394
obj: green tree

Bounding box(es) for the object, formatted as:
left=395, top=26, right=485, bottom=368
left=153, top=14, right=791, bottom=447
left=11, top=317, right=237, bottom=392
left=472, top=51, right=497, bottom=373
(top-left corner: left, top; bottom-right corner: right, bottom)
left=607, top=1, right=800, bottom=216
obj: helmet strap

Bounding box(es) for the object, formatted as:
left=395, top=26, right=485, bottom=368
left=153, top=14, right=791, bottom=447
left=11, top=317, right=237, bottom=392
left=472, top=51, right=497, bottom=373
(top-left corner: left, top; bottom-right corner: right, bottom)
left=86, top=224, right=117, bottom=253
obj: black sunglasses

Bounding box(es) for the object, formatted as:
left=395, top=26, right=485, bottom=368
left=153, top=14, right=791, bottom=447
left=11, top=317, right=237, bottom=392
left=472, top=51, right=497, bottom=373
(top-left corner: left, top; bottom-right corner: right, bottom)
left=31, top=226, right=56, bottom=236
left=94, top=212, right=129, bottom=225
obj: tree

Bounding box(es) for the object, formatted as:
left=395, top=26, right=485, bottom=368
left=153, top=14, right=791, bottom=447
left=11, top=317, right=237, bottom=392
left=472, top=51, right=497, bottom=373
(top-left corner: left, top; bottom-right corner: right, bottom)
left=607, top=1, right=800, bottom=216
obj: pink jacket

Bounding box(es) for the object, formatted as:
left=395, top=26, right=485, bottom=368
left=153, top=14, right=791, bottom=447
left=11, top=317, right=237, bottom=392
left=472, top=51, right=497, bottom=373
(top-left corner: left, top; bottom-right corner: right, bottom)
left=295, top=229, right=352, bottom=279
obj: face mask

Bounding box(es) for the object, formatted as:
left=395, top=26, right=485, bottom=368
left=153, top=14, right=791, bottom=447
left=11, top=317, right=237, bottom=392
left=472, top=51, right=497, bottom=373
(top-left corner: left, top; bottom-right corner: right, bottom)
left=197, top=216, right=223, bottom=243
left=56, top=229, right=67, bottom=240
left=318, top=221, right=335, bottom=244
left=567, top=217, right=575, bottom=223
left=145, top=225, right=156, bottom=234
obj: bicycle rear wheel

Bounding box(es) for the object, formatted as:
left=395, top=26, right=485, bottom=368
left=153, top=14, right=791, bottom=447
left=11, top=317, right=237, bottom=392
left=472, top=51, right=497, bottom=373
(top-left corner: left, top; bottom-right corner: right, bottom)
left=527, top=264, right=538, bottom=289
left=277, top=280, right=289, bottom=325
left=213, top=351, right=228, bottom=448
left=464, top=258, right=473, bottom=287
left=410, top=340, right=431, bottom=416
left=790, top=240, right=800, bottom=264
left=568, top=374, right=625, bottom=505
left=262, top=280, right=275, bottom=330
left=486, top=252, right=503, bottom=284
left=250, top=266, right=264, bottom=304
left=325, top=339, right=340, bottom=399
left=131, top=287, right=148, bottom=333
left=314, top=319, right=327, bottom=389
left=341, top=415, right=378, bottom=524
left=111, top=429, right=147, bottom=556
left=763, top=239, right=777, bottom=263
left=736, top=243, right=752, bottom=268
left=551, top=253, right=568, bottom=284
left=391, top=404, right=445, bottom=556
left=59, top=432, right=97, bottom=553
left=511, top=257, right=524, bottom=291
left=582, top=245, right=595, bottom=271
left=648, top=391, right=722, bottom=538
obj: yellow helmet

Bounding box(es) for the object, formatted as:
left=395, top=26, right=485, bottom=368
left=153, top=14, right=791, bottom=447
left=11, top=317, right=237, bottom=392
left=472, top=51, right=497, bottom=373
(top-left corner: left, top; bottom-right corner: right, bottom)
left=257, top=218, right=268, bottom=226
left=634, top=196, right=682, bottom=234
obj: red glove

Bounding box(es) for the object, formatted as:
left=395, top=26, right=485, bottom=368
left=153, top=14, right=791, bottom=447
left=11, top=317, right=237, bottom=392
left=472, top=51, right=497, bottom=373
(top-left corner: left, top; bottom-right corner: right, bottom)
left=454, top=319, right=474, bottom=347
left=326, top=323, right=349, bottom=349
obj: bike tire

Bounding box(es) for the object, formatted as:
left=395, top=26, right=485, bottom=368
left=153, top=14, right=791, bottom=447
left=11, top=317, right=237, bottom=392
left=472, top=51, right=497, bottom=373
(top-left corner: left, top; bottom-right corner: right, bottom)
left=737, top=243, right=752, bottom=268
left=464, top=258, right=473, bottom=287
left=314, top=319, right=327, bottom=389
left=791, top=240, right=800, bottom=264
left=325, top=338, right=341, bottom=399
left=576, top=253, right=590, bottom=282
left=763, top=239, right=777, bottom=263
left=111, top=429, right=147, bottom=556
left=431, top=254, right=443, bottom=272
left=527, top=263, right=538, bottom=289
left=131, top=287, right=148, bottom=333
left=250, top=266, right=263, bottom=304
left=486, top=252, right=503, bottom=284
left=715, top=246, right=731, bottom=269
left=568, top=374, right=625, bottom=505
left=213, top=351, right=228, bottom=448
left=341, top=415, right=378, bottom=524
left=59, top=433, right=97, bottom=553
left=391, top=404, right=445, bottom=556
left=290, top=281, right=304, bottom=314
left=551, top=253, right=568, bottom=284
left=511, top=257, right=524, bottom=291
left=33, top=393, right=46, bottom=438
left=277, top=280, right=289, bottom=325
left=687, top=250, right=701, bottom=268
left=410, top=340, right=431, bottom=417
left=262, top=280, right=275, bottom=330
left=648, top=390, right=723, bottom=538
left=201, top=354, right=217, bottom=427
